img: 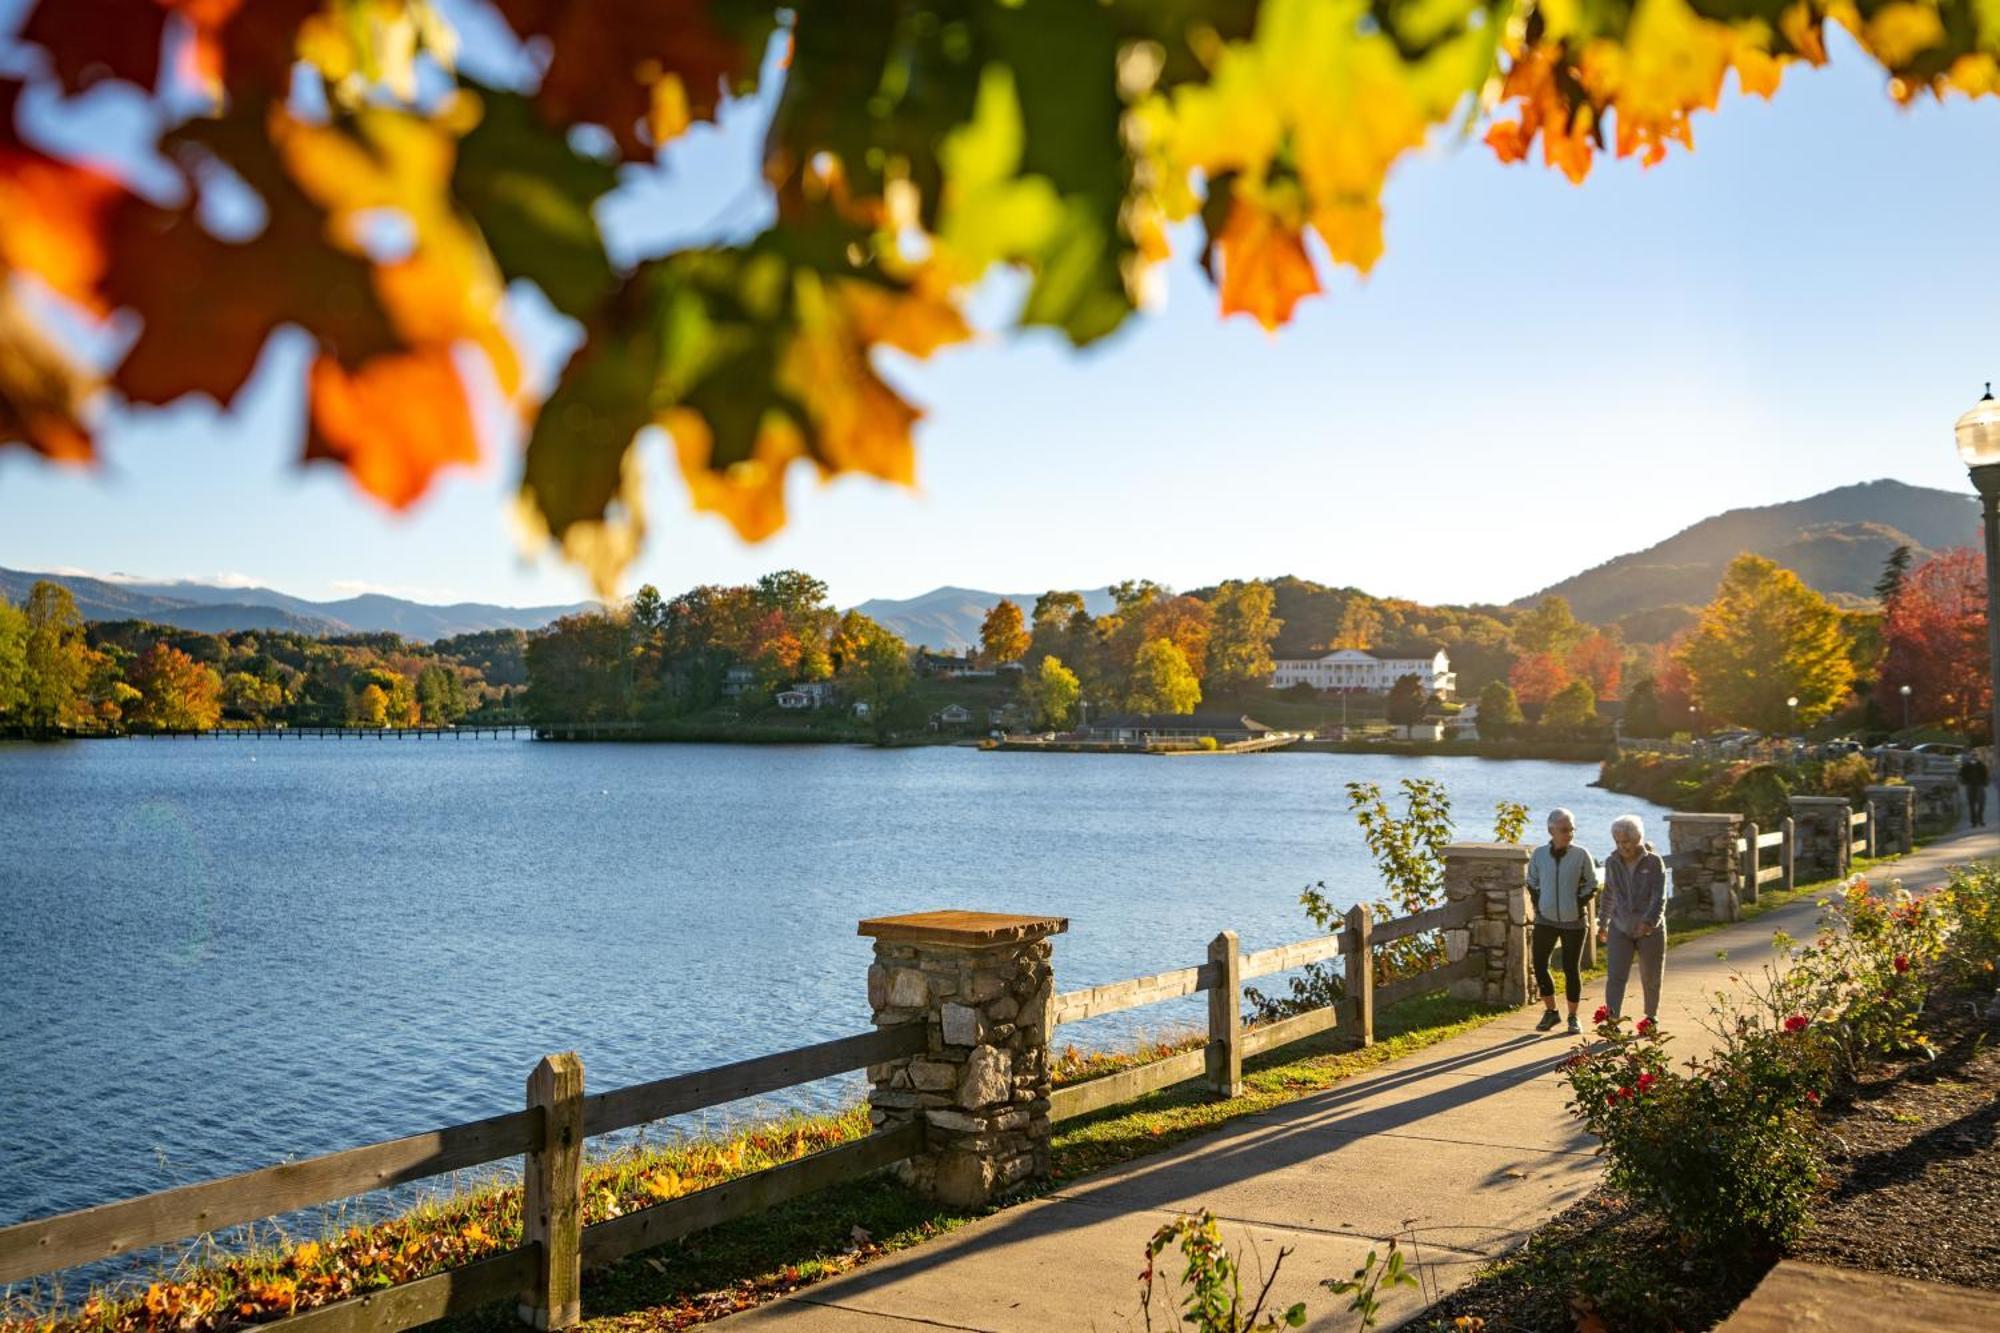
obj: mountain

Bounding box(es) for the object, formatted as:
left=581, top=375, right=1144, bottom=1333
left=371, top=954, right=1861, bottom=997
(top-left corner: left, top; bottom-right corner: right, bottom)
left=1519, top=479, right=1980, bottom=639
left=0, top=567, right=591, bottom=640
left=855, top=585, right=1117, bottom=653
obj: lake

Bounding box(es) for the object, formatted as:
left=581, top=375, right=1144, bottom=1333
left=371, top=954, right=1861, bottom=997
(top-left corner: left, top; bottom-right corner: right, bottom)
left=0, top=739, right=1662, bottom=1272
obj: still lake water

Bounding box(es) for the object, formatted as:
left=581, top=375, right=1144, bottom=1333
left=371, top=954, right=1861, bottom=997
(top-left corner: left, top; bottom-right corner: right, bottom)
left=0, top=740, right=1664, bottom=1252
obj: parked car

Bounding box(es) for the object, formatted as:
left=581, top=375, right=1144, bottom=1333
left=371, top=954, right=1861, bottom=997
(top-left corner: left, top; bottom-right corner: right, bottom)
left=1911, top=742, right=1967, bottom=757
left=1820, top=738, right=1863, bottom=756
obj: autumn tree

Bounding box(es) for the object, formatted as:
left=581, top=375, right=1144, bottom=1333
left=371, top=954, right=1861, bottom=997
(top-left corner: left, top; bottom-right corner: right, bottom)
left=1507, top=651, right=1570, bottom=710
left=353, top=683, right=391, bottom=729
left=1331, top=599, right=1382, bottom=651
left=1566, top=630, right=1622, bottom=700
left=222, top=671, right=286, bottom=724
left=1621, top=677, right=1665, bottom=739
left=128, top=642, right=223, bottom=731
left=1386, top=673, right=1426, bottom=725
left=1543, top=678, right=1598, bottom=731
left=1024, top=655, right=1081, bottom=730
left=1142, top=595, right=1213, bottom=682
left=21, top=581, right=87, bottom=732
left=980, top=598, right=1030, bottom=665
left=835, top=620, right=915, bottom=740
left=416, top=664, right=469, bottom=724
left=1476, top=680, right=1523, bottom=738
left=0, top=595, right=25, bottom=721
left=1876, top=547, right=1989, bottom=736
left=1030, top=592, right=1087, bottom=660
left=1127, top=638, right=1201, bottom=715
left=1678, top=554, right=1856, bottom=733
left=1514, top=597, right=1588, bottom=658
left=1205, top=580, right=1280, bottom=689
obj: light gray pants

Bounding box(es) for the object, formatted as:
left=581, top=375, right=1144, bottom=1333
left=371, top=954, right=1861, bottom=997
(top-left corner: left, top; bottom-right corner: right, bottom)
left=1604, top=927, right=1666, bottom=1021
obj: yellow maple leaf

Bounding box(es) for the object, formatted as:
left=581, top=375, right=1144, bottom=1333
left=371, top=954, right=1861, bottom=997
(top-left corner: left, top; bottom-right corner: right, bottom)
left=1215, top=194, right=1321, bottom=332
left=667, top=407, right=803, bottom=543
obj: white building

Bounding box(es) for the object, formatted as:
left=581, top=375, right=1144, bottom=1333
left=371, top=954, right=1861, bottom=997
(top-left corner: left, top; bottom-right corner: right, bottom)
left=1270, top=648, right=1456, bottom=699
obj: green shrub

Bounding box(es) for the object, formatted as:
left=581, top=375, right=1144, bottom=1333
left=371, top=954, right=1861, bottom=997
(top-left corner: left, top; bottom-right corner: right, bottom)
left=1942, top=861, right=2000, bottom=990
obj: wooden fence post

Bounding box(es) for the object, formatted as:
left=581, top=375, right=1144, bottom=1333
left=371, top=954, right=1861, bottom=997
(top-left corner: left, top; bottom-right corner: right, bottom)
left=1781, top=817, right=1796, bottom=893
left=520, top=1052, right=584, bottom=1331
left=1865, top=802, right=1879, bottom=860
left=1741, top=822, right=1760, bottom=905
left=1206, top=931, right=1242, bottom=1098
left=1341, top=905, right=1374, bottom=1049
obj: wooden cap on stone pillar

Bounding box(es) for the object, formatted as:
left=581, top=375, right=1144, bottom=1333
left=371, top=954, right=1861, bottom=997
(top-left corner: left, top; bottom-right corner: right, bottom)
left=858, top=911, right=1069, bottom=947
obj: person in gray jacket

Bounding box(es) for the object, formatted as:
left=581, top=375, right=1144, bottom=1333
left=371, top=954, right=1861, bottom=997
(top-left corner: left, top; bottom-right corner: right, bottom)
left=1527, top=808, right=1599, bottom=1035
left=1598, top=813, right=1668, bottom=1029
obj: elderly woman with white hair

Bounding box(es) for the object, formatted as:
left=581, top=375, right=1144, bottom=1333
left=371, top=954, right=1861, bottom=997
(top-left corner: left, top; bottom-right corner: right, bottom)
left=1527, top=808, right=1599, bottom=1036
left=1599, top=813, right=1668, bottom=1029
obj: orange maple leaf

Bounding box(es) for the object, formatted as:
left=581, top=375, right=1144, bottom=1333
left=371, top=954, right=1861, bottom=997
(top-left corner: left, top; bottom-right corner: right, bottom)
left=1215, top=195, right=1320, bottom=332
left=305, top=351, right=478, bottom=508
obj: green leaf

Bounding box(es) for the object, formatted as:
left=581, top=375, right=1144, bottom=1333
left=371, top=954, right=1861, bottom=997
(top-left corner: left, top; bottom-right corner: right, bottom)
left=454, top=82, right=620, bottom=320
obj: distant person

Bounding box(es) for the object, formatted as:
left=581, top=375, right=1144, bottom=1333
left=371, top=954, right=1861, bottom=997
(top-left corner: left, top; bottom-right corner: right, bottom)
left=1598, top=814, right=1667, bottom=1030
left=1960, top=752, right=1991, bottom=827
left=1528, top=808, right=1599, bottom=1036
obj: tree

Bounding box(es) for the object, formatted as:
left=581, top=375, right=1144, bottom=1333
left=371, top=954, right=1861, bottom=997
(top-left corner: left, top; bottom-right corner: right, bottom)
left=1875, top=547, right=1989, bottom=735
left=631, top=584, right=667, bottom=635
left=1126, top=638, right=1201, bottom=715
left=1476, top=681, right=1524, bottom=738
left=980, top=599, right=1030, bottom=665
left=222, top=671, right=286, bottom=724
left=0, top=596, right=26, bottom=721
left=128, top=642, right=224, bottom=730
left=1566, top=630, right=1623, bottom=700
left=1386, top=673, right=1426, bottom=725
left=1622, top=677, right=1665, bottom=739
left=1024, top=655, right=1081, bottom=730
left=21, top=581, right=88, bottom=731
left=1507, top=651, right=1571, bottom=709
left=416, top=664, right=469, bottom=724
left=1874, top=544, right=1915, bottom=608
left=1677, top=554, right=1856, bottom=733
left=840, top=625, right=915, bottom=741
left=1514, top=597, right=1588, bottom=658
left=353, top=683, right=391, bottom=729
left=1331, top=599, right=1382, bottom=651
left=1543, top=678, right=1599, bottom=731
left=1030, top=592, right=1086, bottom=659
left=1205, top=580, right=1280, bottom=689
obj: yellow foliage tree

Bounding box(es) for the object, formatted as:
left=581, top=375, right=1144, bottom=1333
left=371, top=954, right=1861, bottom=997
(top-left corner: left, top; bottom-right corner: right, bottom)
left=1127, top=637, right=1202, bottom=715
left=1677, top=554, right=1856, bottom=732
left=980, top=598, right=1030, bottom=665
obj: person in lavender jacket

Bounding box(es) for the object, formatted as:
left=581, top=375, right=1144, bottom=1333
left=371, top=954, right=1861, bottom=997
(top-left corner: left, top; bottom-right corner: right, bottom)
left=1598, top=813, right=1668, bottom=1029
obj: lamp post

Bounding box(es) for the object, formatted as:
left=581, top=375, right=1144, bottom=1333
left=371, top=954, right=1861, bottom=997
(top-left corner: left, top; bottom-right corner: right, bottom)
left=1954, top=384, right=2000, bottom=842
left=1899, top=682, right=1912, bottom=732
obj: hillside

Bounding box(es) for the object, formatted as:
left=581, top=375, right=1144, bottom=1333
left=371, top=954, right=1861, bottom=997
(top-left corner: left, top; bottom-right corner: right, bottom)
left=1519, top=479, right=1978, bottom=637
left=0, top=567, right=590, bottom=640
left=855, top=585, right=1115, bottom=652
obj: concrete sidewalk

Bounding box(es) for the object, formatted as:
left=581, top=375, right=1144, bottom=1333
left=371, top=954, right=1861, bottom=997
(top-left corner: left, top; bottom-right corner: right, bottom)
left=718, top=829, right=1998, bottom=1332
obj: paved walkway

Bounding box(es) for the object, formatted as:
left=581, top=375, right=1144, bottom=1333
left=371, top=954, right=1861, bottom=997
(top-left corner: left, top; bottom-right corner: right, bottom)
left=720, top=829, right=1998, bottom=1332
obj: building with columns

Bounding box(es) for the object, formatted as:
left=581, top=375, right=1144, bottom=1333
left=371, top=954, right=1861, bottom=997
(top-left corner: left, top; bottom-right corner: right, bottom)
left=1269, top=647, right=1456, bottom=699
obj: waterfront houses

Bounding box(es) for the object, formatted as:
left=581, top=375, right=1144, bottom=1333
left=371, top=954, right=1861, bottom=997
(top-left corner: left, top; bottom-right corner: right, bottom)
left=1082, top=712, right=1276, bottom=744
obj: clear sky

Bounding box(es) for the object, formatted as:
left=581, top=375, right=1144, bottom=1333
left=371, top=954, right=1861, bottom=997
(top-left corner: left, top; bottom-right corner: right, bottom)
left=1, top=10, right=1997, bottom=610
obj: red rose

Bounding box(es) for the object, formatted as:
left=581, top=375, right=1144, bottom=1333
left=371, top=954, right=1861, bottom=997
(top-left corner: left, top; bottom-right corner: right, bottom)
left=1636, top=1073, right=1657, bottom=1094
left=1784, top=1015, right=1809, bottom=1034
left=1592, top=1005, right=1611, bottom=1025
left=1893, top=955, right=1910, bottom=974
left=1805, top=1091, right=1820, bottom=1107
left=1635, top=1018, right=1653, bottom=1036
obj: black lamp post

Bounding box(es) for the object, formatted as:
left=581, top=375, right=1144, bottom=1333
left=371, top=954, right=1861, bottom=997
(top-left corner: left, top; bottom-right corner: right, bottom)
left=1899, top=682, right=1912, bottom=732
left=1954, top=384, right=2000, bottom=832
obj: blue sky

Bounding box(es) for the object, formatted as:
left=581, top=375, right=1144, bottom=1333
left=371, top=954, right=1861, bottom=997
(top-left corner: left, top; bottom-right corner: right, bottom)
left=1, top=9, right=1996, bottom=610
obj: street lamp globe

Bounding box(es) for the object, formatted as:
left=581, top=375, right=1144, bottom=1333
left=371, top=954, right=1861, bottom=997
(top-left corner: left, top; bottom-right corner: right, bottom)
left=1956, top=384, right=2000, bottom=470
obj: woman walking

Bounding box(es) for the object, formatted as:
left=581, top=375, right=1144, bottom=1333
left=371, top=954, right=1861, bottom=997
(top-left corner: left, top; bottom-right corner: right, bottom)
left=1599, top=814, right=1668, bottom=1029
left=1528, top=808, right=1599, bottom=1036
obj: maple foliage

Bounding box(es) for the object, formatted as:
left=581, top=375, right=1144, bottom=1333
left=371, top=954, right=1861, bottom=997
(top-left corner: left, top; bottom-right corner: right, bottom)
left=1876, top=546, right=1990, bottom=735
left=3, top=1, right=1996, bottom=590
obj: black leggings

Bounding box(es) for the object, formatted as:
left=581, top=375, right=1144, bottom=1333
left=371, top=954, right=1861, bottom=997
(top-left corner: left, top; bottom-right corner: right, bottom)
left=1533, top=923, right=1585, bottom=1004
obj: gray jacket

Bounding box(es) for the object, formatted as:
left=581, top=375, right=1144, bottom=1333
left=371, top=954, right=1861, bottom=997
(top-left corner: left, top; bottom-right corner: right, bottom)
left=1601, top=845, right=1667, bottom=936
left=1527, top=842, right=1600, bottom=927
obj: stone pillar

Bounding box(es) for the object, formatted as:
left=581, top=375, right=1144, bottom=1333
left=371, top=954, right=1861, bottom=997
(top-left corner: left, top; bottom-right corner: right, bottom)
left=1865, top=785, right=1915, bottom=855
left=1441, top=843, right=1531, bottom=1007
left=858, top=910, right=1067, bottom=1208
left=1787, top=796, right=1853, bottom=884
left=1667, top=813, right=1743, bottom=922
left=1913, top=777, right=1961, bottom=836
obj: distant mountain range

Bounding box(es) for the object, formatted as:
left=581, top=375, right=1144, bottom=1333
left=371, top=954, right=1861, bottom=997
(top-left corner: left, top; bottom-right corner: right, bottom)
left=1515, top=479, right=1979, bottom=639
left=855, top=586, right=1116, bottom=653
left=0, top=567, right=592, bottom=641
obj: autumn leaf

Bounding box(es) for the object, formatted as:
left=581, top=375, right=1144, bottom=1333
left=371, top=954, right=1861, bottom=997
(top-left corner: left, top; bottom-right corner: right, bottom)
left=0, top=99, right=124, bottom=307
left=1214, top=193, right=1320, bottom=331
left=18, top=0, right=170, bottom=95
left=305, top=351, right=478, bottom=508
left=0, top=281, right=97, bottom=461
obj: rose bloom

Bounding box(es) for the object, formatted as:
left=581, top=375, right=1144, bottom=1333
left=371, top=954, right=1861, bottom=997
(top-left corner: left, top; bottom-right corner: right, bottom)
left=1635, top=1017, right=1653, bottom=1036
left=1894, top=955, right=1911, bottom=974
left=1592, top=1005, right=1611, bottom=1025
left=1784, top=1015, right=1810, bottom=1034
left=1636, top=1072, right=1657, bottom=1094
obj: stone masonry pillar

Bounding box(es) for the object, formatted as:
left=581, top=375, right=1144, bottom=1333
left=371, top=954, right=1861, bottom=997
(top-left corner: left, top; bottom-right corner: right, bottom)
left=1913, top=777, right=1961, bottom=836
left=1865, top=785, right=1915, bottom=856
left=1441, top=843, right=1531, bottom=1007
left=858, top=911, right=1067, bottom=1208
left=1787, top=796, right=1853, bottom=884
left=1667, top=813, right=1743, bottom=922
